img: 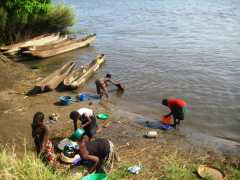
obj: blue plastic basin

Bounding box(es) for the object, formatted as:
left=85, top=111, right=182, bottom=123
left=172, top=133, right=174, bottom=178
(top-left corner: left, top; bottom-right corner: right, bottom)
left=59, top=96, right=73, bottom=105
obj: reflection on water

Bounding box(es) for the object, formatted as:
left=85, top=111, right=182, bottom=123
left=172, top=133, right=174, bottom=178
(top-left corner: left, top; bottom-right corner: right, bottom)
left=47, top=0, right=240, bottom=153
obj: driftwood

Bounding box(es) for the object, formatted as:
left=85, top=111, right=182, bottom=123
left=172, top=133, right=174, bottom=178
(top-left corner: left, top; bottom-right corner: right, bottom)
left=34, top=61, right=76, bottom=93
left=63, top=54, right=105, bottom=89
left=22, top=34, right=96, bottom=58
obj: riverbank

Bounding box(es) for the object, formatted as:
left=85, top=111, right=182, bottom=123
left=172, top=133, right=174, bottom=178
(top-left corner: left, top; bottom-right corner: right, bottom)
left=0, top=56, right=239, bottom=179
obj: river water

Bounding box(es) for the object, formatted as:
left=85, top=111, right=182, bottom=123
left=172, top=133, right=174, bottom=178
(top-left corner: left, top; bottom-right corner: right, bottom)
left=52, top=0, right=240, bottom=154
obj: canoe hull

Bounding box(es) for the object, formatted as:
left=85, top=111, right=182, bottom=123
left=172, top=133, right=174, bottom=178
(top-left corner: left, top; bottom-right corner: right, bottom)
left=34, top=62, right=76, bottom=93
left=64, top=54, right=105, bottom=90
left=1, top=33, right=61, bottom=55
left=25, top=34, right=96, bottom=58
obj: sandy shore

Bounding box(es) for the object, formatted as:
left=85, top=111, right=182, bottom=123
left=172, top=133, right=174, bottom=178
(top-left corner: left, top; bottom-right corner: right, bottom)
left=0, top=56, right=239, bottom=179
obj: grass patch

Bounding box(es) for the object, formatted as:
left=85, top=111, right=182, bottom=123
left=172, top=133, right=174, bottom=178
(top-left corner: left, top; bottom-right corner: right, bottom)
left=224, top=165, right=240, bottom=180
left=0, top=145, right=239, bottom=179
left=160, top=152, right=199, bottom=180
left=0, top=147, right=73, bottom=180
left=108, top=162, right=134, bottom=180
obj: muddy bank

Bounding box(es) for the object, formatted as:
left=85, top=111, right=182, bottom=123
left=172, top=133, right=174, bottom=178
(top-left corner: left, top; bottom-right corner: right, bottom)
left=0, top=56, right=239, bottom=174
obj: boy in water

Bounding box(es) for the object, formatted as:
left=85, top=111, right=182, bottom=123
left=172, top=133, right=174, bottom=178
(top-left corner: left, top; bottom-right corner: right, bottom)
left=95, top=73, right=123, bottom=99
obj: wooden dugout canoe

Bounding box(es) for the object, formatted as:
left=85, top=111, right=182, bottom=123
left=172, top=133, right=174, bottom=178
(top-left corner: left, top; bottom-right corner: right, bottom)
left=35, top=61, right=76, bottom=92
left=63, top=54, right=105, bottom=89
left=23, top=34, right=96, bottom=58
left=23, top=35, right=68, bottom=51
left=1, top=33, right=61, bottom=55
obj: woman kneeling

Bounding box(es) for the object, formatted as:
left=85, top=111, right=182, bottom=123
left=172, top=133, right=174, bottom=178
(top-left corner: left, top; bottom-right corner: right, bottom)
left=77, top=136, right=119, bottom=174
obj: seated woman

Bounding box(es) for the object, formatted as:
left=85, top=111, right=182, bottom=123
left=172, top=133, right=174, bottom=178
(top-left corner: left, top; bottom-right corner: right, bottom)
left=76, top=134, right=119, bottom=174
left=31, top=112, right=58, bottom=168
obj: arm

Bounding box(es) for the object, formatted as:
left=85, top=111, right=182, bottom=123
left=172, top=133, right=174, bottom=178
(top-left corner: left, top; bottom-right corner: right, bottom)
left=81, top=115, right=92, bottom=128
left=79, top=143, right=99, bottom=173
left=164, top=110, right=172, bottom=117
left=73, top=119, right=78, bottom=131
left=109, top=79, right=124, bottom=90
left=108, top=79, right=118, bottom=86
left=164, top=111, right=172, bottom=117
left=40, top=126, right=49, bottom=155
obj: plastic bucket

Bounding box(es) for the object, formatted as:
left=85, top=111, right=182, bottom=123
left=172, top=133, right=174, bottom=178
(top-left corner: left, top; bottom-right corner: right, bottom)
left=82, top=173, right=108, bottom=180
left=79, top=94, right=89, bottom=101
left=161, top=116, right=172, bottom=125
left=59, top=96, right=73, bottom=105
left=69, top=129, right=85, bottom=141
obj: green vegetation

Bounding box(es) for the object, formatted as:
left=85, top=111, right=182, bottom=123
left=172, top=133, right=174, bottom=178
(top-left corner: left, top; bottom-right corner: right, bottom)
left=109, top=163, right=134, bottom=180
left=109, top=156, right=240, bottom=180
left=0, top=0, right=75, bottom=44
left=0, top=147, right=239, bottom=180
left=0, top=147, right=73, bottom=180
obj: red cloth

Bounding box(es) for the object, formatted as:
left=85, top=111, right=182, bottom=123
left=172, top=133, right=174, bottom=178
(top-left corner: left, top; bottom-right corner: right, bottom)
left=168, top=99, right=187, bottom=108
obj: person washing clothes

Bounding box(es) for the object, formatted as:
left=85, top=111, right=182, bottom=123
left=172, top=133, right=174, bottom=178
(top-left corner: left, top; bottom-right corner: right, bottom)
left=75, top=133, right=119, bottom=174
left=162, top=98, right=187, bottom=128
left=95, top=73, right=124, bottom=99
left=70, top=108, right=98, bottom=141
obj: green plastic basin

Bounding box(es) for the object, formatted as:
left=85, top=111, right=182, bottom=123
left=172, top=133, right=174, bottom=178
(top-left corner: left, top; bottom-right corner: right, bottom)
left=96, top=113, right=109, bottom=120
left=69, top=128, right=85, bottom=141
left=82, top=173, right=107, bottom=180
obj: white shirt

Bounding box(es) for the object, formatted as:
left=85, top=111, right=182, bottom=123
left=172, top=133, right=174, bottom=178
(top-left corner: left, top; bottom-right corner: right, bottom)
left=77, top=108, right=93, bottom=117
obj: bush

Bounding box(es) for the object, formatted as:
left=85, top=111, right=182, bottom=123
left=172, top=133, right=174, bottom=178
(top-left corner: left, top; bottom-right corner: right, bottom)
left=0, top=0, right=75, bottom=44
left=46, top=5, right=75, bottom=33
left=31, top=5, right=75, bottom=35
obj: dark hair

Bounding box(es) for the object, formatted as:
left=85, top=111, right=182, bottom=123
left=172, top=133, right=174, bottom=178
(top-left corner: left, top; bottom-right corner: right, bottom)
left=106, top=73, right=112, bottom=78
left=162, top=99, right=168, bottom=106
left=70, top=111, right=80, bottom=120
left=31, top=112, right=44, bottom=137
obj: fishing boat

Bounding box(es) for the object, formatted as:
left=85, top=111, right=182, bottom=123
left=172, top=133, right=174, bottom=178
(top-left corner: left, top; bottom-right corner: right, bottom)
left=63, top=54, right=105, bottom=89
left=1, top=33, right=61, bottom=55
left=23, top=34, right=96, bottom=58
left=34, top=61, right=76, bottom=93
left=21, top=35, right=68, bottom=52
